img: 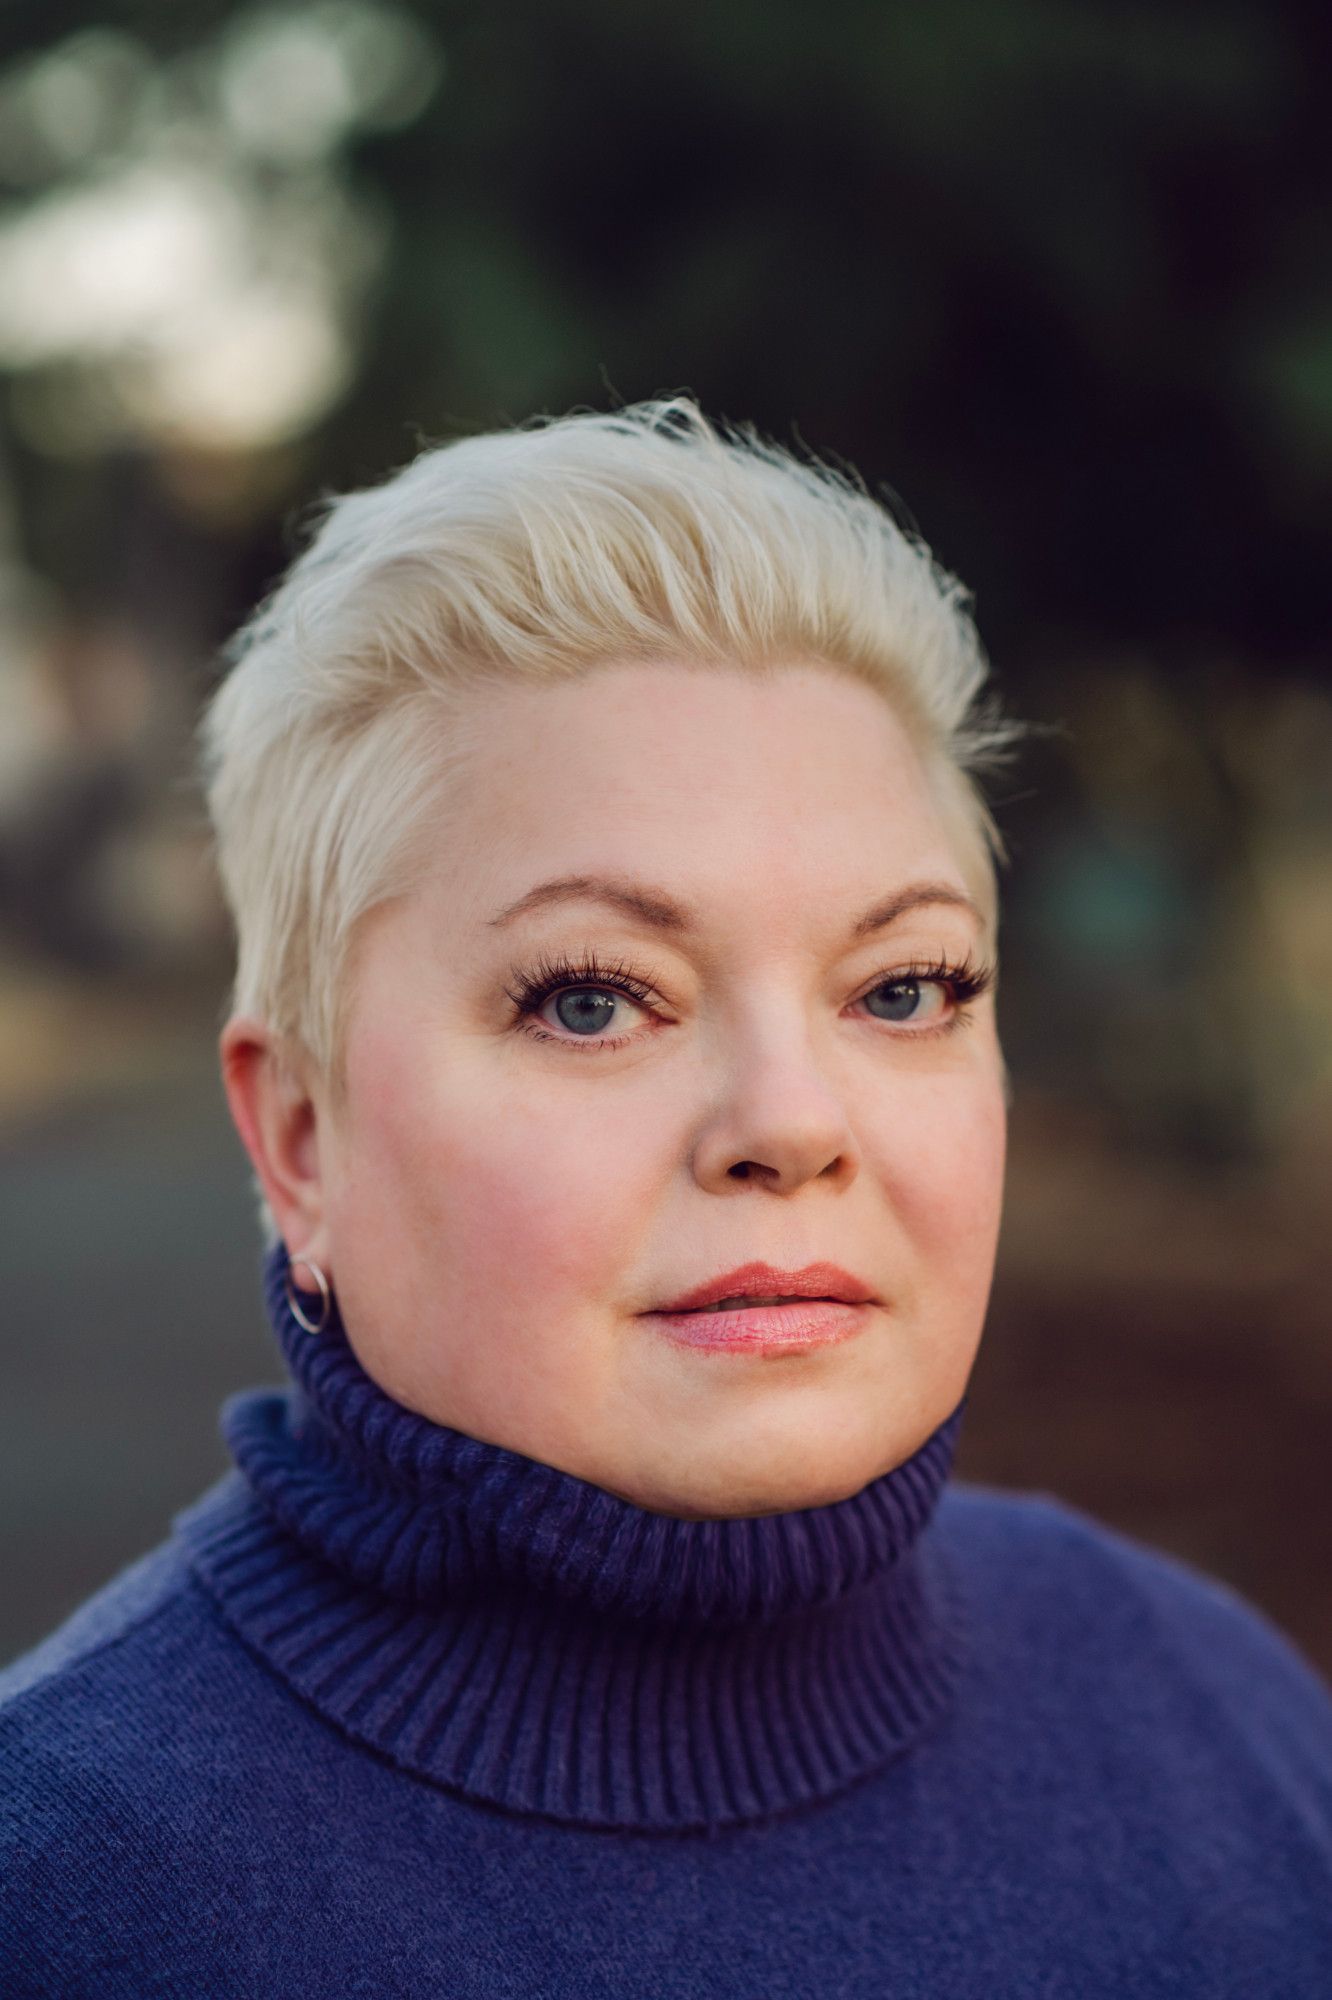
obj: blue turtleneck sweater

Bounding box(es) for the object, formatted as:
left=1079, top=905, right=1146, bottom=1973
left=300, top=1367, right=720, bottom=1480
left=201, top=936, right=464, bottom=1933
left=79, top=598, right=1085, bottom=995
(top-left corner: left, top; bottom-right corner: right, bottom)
left=3, top=1244, right=1332, bottom=1996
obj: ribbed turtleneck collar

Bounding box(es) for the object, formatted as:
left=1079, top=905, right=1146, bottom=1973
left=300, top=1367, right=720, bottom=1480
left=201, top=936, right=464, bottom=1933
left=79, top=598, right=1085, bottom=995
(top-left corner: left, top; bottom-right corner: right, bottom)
left=175, top=1242, right=970, bottom=1833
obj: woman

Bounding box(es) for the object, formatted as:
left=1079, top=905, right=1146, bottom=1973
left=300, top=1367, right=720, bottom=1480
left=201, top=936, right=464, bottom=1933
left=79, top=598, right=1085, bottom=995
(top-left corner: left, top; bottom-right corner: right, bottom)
left=2, top=398, right=1329, bottom=1995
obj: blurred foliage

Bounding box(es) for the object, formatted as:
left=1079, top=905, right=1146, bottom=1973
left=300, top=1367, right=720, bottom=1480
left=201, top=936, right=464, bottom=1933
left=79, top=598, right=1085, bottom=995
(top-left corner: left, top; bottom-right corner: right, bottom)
left=0, top=0, right=1328, bottom=1165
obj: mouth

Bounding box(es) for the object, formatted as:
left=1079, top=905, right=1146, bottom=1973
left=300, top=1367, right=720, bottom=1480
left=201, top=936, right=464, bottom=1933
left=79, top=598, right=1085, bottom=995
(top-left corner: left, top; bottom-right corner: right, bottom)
left=643, top=1263, right=877, bottom=1356
left=649, top=1261, right=877, bottom=1315
left=643, top=1297, right=873, bottom=1355
left=689, top=1293, right=828, bottom=1312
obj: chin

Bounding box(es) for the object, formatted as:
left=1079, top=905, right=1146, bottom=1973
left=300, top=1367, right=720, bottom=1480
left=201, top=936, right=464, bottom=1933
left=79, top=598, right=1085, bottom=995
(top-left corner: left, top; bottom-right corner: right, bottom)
left=624, top=1411, right=927, bottom=1521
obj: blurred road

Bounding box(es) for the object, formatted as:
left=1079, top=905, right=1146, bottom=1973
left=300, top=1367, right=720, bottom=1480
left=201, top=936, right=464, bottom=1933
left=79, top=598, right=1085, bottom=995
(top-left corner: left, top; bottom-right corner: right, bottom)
left=0, top=1036, right=276, bottom=1662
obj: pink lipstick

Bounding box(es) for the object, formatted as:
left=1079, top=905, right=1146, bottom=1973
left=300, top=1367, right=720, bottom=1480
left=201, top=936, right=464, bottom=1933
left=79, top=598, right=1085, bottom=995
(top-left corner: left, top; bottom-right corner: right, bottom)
left=643, top=1261, right=876, bottom=1356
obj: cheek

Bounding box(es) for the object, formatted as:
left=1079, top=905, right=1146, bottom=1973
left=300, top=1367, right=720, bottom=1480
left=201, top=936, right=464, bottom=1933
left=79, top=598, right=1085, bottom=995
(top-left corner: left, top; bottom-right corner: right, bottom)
left=342, top=1039, right=657, bottom=1312
left=452, top=1128, right=640, bottom=1309
left=870, top=1071, right=1008, bottom=1274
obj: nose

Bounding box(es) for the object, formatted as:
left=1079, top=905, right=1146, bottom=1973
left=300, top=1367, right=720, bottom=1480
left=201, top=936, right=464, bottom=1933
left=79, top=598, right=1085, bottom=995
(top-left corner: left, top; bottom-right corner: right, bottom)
left=688, top=1010, right=861, bottom=1196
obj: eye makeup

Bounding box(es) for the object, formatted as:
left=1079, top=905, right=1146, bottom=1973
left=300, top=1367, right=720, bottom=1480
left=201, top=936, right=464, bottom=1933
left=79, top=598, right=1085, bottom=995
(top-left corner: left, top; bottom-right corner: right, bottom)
left=503, top=947, right=995, bottom=1051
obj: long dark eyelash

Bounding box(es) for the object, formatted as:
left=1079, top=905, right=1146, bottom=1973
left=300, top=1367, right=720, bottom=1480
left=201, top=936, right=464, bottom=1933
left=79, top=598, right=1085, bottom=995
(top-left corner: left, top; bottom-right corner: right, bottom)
left=505, top=947, right=995, bottom=1042
left=503, top=950, right=657, bottom=1019
left=875, top=951, right=995, bottom=1006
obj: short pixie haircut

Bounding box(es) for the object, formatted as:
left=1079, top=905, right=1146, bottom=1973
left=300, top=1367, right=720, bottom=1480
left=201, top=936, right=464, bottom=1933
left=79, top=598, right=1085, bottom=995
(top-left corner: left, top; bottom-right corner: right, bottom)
left=198, top=397, right=1028, bottom=1214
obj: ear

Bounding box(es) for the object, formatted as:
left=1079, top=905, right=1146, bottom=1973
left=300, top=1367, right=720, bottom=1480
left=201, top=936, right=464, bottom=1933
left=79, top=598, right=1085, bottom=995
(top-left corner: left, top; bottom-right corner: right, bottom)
left=219, top=1015, right=332, bottom=1270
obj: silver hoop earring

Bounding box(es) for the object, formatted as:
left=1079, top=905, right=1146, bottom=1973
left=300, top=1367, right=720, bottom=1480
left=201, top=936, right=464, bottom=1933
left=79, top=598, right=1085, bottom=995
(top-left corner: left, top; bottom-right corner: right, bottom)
left=285, top=1254, right=332, bottom=1335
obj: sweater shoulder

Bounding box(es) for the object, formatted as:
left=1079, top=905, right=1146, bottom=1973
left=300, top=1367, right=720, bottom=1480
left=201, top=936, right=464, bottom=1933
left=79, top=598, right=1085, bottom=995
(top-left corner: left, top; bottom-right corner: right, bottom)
left=0, top=1512, right=268, bottom=1984
left=0, top=1527, right=218, bottom=1808
left=0, top=1477, right=266, bottom=1762
left=940, top=1475, right=1326, bottom=1666
left=0, top=1471, right=259, bottom=1730
left=938, top=1478, right=1332, bottom=1802
left=0, top=1532, right=193, bottom=1713
left=0, top=1510, right=259, bottom=1984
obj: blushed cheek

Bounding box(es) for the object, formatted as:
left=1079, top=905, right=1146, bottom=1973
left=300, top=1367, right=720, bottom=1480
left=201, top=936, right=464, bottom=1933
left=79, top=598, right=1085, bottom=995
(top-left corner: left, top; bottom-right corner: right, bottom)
left=362, top=1075, right=653, bottom=1325
left=478, top=1119, right=654, bottom=1311
left=876, top=1080, right=1007, bottom=1294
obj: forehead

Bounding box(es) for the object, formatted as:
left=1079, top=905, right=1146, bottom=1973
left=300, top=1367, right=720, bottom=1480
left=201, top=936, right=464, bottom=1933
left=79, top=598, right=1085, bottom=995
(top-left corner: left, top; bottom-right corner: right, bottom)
left=444, top=659, right=964, bottom=894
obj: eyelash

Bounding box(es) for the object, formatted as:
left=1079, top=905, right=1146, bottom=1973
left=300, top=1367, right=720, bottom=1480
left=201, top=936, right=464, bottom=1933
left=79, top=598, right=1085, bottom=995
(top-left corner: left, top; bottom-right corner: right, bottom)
left=503, top=948, right=995, bottom=1051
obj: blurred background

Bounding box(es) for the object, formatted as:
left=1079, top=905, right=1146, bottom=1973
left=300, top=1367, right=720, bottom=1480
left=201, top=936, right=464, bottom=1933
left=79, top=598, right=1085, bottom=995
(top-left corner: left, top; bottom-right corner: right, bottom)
left=1, top=1, right=1329, bottom=1675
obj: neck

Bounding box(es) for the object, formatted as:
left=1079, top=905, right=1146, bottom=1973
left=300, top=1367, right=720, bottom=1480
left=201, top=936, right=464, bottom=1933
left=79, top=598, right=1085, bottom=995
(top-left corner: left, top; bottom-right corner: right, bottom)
left=176, top=1241, right=970, bottom=1832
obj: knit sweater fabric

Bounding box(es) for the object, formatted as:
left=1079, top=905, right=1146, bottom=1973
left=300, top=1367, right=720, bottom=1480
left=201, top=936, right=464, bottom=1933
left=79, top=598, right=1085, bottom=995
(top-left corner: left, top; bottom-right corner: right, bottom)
left=3, top=1245, right=1332, bottom=1997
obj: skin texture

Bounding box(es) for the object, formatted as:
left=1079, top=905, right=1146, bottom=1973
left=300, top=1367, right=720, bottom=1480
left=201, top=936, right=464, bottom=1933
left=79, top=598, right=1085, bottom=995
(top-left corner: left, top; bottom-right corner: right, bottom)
left=221, top=659, right=1008, bottom=1518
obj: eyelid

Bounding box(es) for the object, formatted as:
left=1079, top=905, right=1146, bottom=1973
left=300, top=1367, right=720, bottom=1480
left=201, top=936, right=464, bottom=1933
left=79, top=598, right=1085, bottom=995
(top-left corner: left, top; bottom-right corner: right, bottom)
left=857, top=950, right=994, bottom=1000
left=507, top=948, right=994, bottom=1049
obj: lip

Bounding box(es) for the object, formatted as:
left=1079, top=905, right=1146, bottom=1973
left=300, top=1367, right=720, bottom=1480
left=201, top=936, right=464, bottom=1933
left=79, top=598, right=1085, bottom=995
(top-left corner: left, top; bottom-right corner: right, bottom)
left=650, top=1261, right=876, bottom=1314
left=645, top=1298, right=873, bottom=1356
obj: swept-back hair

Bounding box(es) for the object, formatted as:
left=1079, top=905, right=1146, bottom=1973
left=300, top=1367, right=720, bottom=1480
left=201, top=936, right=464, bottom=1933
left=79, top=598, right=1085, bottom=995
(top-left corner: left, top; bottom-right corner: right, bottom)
left=198, top=395, right=1029, bottom=1233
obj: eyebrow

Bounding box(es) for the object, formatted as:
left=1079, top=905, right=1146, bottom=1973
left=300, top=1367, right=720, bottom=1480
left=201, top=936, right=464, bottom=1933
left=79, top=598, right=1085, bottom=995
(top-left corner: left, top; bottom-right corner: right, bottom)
left=487, top=873, right=981, bottom=938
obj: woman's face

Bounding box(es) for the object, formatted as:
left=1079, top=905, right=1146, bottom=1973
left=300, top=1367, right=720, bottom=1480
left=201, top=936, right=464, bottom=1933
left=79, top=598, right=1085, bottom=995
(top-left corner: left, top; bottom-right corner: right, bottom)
left=246, top=660, right=1008, bottom=1516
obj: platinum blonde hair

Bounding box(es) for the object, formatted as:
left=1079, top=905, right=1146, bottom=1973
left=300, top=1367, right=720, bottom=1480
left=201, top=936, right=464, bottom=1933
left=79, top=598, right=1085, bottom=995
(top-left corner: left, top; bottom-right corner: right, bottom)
left=197, top=396, right=1030, bottom=1242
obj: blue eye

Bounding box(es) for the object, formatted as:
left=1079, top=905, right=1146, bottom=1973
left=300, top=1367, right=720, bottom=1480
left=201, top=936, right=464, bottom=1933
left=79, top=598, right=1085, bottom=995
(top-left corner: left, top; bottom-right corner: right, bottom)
left=861, top=977, right=947, bottom=1025
left=505, top=952, right=657, bottom=1048
left=549, top=988, right=624, bottom=1036
left=505, top=949, right=994, bottom=1049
